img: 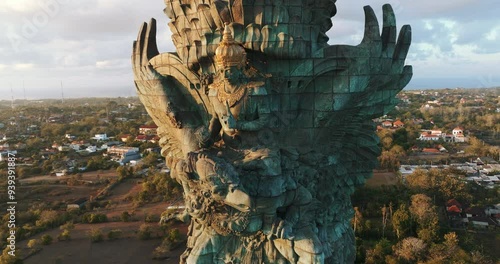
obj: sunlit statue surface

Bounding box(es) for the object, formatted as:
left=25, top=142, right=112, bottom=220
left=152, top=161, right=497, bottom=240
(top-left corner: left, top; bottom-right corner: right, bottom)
left=132, top=1, right=412, bottom=263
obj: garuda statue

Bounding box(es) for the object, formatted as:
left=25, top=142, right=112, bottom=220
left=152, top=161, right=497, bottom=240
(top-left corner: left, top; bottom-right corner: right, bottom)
left=132, top=1, right=411, bottom=263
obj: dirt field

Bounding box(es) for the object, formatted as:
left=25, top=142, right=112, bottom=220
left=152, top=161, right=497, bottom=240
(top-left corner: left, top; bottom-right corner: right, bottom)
left=19, top=169, right=119, bottom=184
left=15, top=169, right=188, bottom=264
left=21, top=222, right=188, bottom=264
left=365, top=171, right=399, bottom=187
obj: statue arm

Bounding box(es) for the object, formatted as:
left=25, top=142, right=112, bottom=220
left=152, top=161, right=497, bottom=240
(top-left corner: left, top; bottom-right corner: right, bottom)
left=208, top=115, right=222, bottom=142
left=237, top=112, right=270, bottom=131
left=237, top=92, right=271, bottom=131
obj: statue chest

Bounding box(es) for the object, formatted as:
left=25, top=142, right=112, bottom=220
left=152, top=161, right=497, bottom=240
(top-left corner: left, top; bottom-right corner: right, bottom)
left=208, top=85, right=260, bottom=121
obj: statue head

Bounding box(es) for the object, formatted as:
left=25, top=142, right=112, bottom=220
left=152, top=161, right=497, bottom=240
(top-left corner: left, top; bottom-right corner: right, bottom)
left=215, top=24, right=246, bottom=85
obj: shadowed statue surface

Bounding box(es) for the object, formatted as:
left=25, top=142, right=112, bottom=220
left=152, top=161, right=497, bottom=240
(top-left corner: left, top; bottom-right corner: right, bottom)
left=132, top=1, right=412, bottom=263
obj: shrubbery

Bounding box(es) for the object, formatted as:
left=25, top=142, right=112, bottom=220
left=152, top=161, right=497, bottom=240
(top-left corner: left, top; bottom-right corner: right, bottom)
left=81, top=213, right=108, bottom=224
left=88, top=228, right=103, bottom=243
left=40, top=234, right=53, bottom=245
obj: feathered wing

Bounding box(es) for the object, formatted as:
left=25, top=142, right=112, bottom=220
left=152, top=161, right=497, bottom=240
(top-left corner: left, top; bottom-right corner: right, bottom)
left=164, top=0, right=338, bottom=70
left=275, top=4, right=411, bottom=187
left=133, top=19, right=215, bottom=161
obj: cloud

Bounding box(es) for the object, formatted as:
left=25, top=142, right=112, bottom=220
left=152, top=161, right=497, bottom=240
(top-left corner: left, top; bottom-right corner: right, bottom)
left=14, top=63, right=35, bottom=70
left=0, top=0, right=42, bottom=13
left=96, top=59, right=129, bottom=69
left=0, top=0, right=499, bottom=99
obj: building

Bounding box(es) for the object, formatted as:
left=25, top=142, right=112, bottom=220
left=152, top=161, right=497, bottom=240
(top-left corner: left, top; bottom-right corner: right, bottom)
left=139, top=125, right=158, bottom=135
left=452, top=126, right=467, bottom=142
left=107, top=146, right=140, bottom=157
left=93, top=134, right=108, bottom=141
left=393, top=120, right=404, bottom=128
left=418, top=132, right=441, bottom=141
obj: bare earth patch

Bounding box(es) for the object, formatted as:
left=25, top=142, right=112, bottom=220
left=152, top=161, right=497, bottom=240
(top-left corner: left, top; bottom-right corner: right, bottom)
left=365, top=171, right=399, bottom=187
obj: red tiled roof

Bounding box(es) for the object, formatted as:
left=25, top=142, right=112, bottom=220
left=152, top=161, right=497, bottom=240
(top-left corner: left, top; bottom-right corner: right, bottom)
left=393, top=120, right=404, bottom=126
left=422, top=148, right=440, bottom=153
left=140, top=125, right=158, bottom=129
left=446, top=199, right=462, bottom=208
left=447, top=205, right=461, bottom=213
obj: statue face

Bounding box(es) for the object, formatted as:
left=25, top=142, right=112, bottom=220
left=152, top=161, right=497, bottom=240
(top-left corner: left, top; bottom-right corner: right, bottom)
left=222, top=66, right=241, bottom=85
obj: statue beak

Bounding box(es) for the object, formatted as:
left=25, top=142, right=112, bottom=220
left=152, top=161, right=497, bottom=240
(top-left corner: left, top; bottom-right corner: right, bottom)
left=224, top=187, right=252, bottom=212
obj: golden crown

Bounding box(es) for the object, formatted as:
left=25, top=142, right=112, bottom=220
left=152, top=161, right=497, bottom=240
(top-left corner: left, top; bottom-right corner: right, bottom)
left=215, top=24, right=246, bottom=68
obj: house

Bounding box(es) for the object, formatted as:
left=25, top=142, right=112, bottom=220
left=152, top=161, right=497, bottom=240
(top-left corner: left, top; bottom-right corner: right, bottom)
left=55, top=170, right=67, bottom=177
left=382, top=121, right=393, bottom=128
left=437, top=145, right=448, bottom=152
left=419, top=132, right=441, bottom=141
left=430, top=130, right=443, bottom=136
left=393, top=120, right=404, bottom=128
left=135, top=135, right=150, bottom=142
left=469, top=216, right=497, bottom=229
left=119, top=152, right=142, bottom=165
left=446, top=199, right=463, bottom=213
left=107, top=146, right=139, bottom=157
left=0, top=151, right=17, bottom=162
left=422, top=148, right=440, bottom=154
left=69, top=141, right=85, bottom=151
left=485, top=204, right=500, bottom=217
left=120, top=134, right=132, bottom=142
left=86, top=146, right=98, bottom=153
left=0, top=143, right=10, bottom=150
left=139, top=125, right=158, bottom=135
left=442, top=133, right=454, bottom=143
left=465, top=206, right=485, bottom=218
left=452, top=126, right=467, bottom=142
left=58, top=146, right=71, bottom=152
left=93, top=134, right=108, bottom=141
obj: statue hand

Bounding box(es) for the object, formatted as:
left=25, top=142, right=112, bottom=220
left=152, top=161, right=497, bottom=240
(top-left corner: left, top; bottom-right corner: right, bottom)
left=222, top=101, right=239, bottom=130
left=270, top=219, right=294, bottom=240
left=132, top=18, right=182, bottom=128
left=132, top=18, right=162, bottom=89
left=359, top=4, right=412, bottom=88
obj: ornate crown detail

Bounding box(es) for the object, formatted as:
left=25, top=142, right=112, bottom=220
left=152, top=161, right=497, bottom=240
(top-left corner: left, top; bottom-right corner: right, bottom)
left=215, top=24, right=246, bottom=68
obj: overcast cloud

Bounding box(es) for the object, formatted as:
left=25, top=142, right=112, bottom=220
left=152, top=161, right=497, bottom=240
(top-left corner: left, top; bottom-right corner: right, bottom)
left=0, top=0, right=499, bottom=100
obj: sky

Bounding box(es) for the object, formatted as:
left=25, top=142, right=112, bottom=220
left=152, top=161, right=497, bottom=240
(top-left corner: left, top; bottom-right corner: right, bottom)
left=0, top=0, right=499, bottom=100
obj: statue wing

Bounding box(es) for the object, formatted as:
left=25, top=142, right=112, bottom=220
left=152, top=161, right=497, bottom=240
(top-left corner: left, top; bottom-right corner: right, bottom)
left=276, top=5, right=412, bottom=187
left=165, top=0, right=338, bottom=70
left=133, top=19, right=215, bottom=160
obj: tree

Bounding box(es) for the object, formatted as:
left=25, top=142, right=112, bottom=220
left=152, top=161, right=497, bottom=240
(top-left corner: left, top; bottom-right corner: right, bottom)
left=392, top=204, right=413, bottom=239
left=365, top=238, right=392, bottom=264
left=351, top=207, right=363, bottom=235
left=393, top=237, right=427, bottom=263
left=409, top=194, right=439, bottom=243
left=381, top=205, right=389, bottom=238
left=117, top=166, right=133, bottom=180
left=0, top=247, right=22, bottom=264
left=465, top=137, right=487, bottom=157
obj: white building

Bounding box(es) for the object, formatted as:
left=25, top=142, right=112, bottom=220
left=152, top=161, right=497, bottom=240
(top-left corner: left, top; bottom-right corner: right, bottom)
left=452, top=127, right=467, bottom=142
left=93, top=134, right=108, bottom=141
